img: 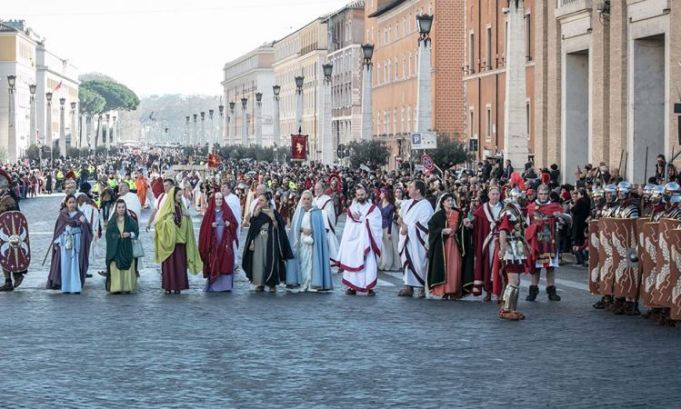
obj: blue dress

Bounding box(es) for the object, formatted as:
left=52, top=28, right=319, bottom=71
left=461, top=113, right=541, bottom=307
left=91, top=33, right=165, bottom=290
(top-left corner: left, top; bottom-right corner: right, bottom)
left=56, top=212, right=83, bottom=293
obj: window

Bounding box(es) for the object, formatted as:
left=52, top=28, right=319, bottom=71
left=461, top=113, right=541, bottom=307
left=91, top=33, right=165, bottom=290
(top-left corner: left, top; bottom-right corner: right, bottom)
left=526, top=101, right=531, bottom=139
left=402, top=56, right=407, bottom=79
left=526, top=13, right=532, bottom=61
left=394, top=58, right=399, bottom=80
left=469, top=109, right=475, bottom=139
left=486, top=106, right=492, bottom=139
left=486, top=26, right=492, bottom=69
left=469, top=32, right=475, bottom=73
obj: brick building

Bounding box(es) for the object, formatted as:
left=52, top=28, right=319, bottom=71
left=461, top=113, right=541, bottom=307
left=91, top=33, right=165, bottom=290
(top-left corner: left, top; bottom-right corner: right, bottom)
left=462, top=0, right=536, bottom=165
left=366, top=0, right=465, bottom=169
left=536, top=0, right=681, bottom=183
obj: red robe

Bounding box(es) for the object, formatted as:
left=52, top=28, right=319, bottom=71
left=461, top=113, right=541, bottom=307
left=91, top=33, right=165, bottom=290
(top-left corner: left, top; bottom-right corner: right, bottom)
left=525, top=200, right=563, bottom=268
left=472, top=202, right=502, bottom=296
left=198, top=196, right=238, bottom=284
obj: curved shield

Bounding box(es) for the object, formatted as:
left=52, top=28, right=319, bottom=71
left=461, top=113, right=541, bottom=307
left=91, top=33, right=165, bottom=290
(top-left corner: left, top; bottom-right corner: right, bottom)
left=639, top=221, right=659, bottom=308
left=652, top=219, right=681, bottom=307
left=588, top=220, right=600, bottom=295
left=611, top=219, right=638, bottom=300
left=0, top=211, right=31, bottom=272
left=670, top=229, right=681, bottom=320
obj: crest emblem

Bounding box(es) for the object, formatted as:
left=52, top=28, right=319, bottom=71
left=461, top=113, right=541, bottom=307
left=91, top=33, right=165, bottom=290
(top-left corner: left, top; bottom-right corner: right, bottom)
left=0, top=211, right=30, bottom=272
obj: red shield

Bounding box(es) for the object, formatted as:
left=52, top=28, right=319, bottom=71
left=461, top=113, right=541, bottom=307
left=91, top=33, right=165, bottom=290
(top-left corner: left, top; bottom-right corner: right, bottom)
left=610, top=219, right=638, bottom=300
left=669, top=229, right=681, bottom=320
left=638, top=221, right=659, bottom=308
left=587, top=220, right=600, bottom=295
left=652, top=219, right=681, bottom=307
left=597, top=219, right=615, bottom=296
left=0, top=211, right=31, bottom=272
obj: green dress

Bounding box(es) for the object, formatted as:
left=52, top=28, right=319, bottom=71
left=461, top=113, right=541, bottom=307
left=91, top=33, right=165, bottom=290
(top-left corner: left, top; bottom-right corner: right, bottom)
left=106, top=215, right=139, bottom=293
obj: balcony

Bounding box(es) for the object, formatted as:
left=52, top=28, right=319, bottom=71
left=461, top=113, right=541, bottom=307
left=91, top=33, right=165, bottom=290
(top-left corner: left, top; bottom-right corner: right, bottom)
left=555, top=0, right=593, bottom=19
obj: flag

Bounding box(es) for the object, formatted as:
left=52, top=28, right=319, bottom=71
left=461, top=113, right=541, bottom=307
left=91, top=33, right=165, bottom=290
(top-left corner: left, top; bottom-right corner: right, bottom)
left=207, top=153, right=220, bottom=169
left=290, top=134, right=308, bottom=161
left=52, top=81, right=63, bottom=92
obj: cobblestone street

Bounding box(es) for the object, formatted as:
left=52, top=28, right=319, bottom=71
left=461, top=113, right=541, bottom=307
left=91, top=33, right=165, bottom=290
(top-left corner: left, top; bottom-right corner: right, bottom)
left=2, top=195, right=680, bottom=408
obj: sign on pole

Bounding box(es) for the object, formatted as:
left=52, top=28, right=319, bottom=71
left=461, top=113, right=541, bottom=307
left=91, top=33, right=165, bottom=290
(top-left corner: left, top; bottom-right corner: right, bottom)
left=421, top=153, right=434, bottom=171
left=411, top=132, right=437, bottom=150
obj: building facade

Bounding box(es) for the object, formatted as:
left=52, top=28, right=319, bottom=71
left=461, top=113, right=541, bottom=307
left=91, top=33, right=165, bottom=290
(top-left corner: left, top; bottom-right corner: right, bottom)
left=366, top=0, right=465, bottom=169
left=535, top=0, right=681, bottom=183
left=0, top=20, right=78, bottom=162
left=273, top=17, right=329, bottom=162
left=462, top=0, right=536, bottom=165
left=222, top=43, right=275, bottom=146
left=326, top=1, right=366, bottom=157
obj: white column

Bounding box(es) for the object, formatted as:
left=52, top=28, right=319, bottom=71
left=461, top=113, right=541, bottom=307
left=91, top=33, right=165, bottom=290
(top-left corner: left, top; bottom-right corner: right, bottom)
left=96, top=114, right=103, bottom=149
left=8, top=84, right=17, bottom=163
left=29, top=91, right=37, bottom=145
left=229, top=103, right=236, bottom=145
left=192, top=114, right=198, bottom=146
left=105, top=114, right=111, bottom=150
left=70, top=103, right=77, bottom=149
left=241, top=98, right=248, bottom=146
left=79, top=114, right=85, bottom=149
left=46, top=98, right=53, bottom=163
left=59, top=99, right=66, bottom=157
left=255, top=93, right=263, bottom=146
left=218, top=106, right=224, bottom=147
left=361, top=63, right=373, bottom=141
left=415, top=38, right=433, bottom=133
left=322, top=78, right=333, bottom=164
left=200, top=112, right=206, bottom=146
left=503, top=1, right=529, bottom=171
left=209, top=109, right=215, bottom=150
left=272, top=91, right=280, bottom=147
left=112, top=115, right=117, bottom=146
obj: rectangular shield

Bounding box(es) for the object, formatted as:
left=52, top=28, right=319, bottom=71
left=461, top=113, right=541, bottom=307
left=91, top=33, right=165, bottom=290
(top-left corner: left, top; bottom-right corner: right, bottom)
left=612, top=219, right=638, bottom=300
left=588, top=220, right=601, bottom=295
left=652, top=219, right=681, bottom=308
left=638, top=221, right=659, bottom=308
left=669, top=229, right=681, bottom=320
left=597, top=219, right=615, bottom=296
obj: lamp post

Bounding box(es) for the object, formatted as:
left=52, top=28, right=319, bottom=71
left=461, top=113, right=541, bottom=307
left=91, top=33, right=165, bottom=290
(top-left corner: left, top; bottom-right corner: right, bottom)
left=218, top=104, right=224, bottom=147
left=29, top=84, right=37, bottom=146
left=415, top=14, right=434, bottom=135
left=295, top=75, right=304, bottom=133
left=200, top=111, right=206, bottom=147
left=112, top=115, right=117, bottom=146
left=59, top=97, right=67, bottom=158
left=322, top=63, right=333, bottom=164
left=7, top=76, right=17, bottom=163
left=360, top=44, right=374, bottom=141
left=229, top=102, right=236, bottom=145
left=105, top=113, right=111, bottom=151
left=241, top=97, right=248, bottom=146
left=46, top=92, right=53, bottom=164
left=255, top=92, right=263, bottom=146
left=192, top=114, right=198, bottom=146
left=272, top=85, right=281, bottom=147
left=185, top=116, right=190, bottom=145
left=70, top=101, right=77, bottom=149
left=209, top=109, right=214, bottom=150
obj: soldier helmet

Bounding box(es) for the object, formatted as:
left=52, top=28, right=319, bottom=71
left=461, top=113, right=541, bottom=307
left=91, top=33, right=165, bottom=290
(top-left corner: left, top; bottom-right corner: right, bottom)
left=617, top=181, right=632, bottom=193
left=643, top=184, right=657, bottom=196
left=604, top=184, right=617, bottom=194
left=592, top=187, right=604, bottom=198
left=651, top=185, right=665, bottom=201
left=664, top=182, right=680, bottom=194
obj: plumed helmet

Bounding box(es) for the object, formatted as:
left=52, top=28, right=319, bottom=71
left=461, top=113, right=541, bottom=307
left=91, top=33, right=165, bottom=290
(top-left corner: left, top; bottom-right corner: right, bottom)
left=617, top=181, right=632, bottom=193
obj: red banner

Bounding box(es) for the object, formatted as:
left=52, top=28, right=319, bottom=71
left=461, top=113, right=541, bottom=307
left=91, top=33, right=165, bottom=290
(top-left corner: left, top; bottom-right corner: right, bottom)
left=207, top=153, right=220, bottom=169
left=291, top=134, right=308, bottom=161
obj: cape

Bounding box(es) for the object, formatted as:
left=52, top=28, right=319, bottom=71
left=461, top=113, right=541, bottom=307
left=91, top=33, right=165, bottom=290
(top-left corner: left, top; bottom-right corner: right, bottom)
left=286, top=206, right=333, bottom=290
left=46, top=209, right=93, bottom=289
left=106, top=213, right=139, bottom=272
left=242, top=209, right=294, bottom=287
left=154, top=187, right=202, bottom=274
left=198, top=196, right=238, bottom=283
left=427, top=208, right=463, bottom=289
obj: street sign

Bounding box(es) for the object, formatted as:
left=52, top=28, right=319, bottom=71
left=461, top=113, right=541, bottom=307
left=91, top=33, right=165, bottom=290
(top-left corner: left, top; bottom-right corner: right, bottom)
left=421, top=153, right=434, bottom=171
left=411, top=132, right=437, bottom=150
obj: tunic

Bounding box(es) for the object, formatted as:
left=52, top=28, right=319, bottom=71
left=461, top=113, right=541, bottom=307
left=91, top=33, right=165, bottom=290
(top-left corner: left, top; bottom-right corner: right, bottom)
left=108, top=219, right=137, bottom=293
left=161, top=206, right=189, bottom=291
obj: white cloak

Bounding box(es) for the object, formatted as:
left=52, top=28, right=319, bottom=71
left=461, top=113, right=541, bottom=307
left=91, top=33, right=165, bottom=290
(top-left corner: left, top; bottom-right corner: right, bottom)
left=314, top=194, right=339, bottom=262
left=398, top=199, right=434, bottom=288
left=337, top=200, right=383, bottom=292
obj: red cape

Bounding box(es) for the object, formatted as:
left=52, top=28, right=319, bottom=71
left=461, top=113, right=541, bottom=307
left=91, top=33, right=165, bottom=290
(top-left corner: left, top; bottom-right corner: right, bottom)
left=151, top=177, right=164, bottom=198
left=472, top=203, right=500, bottom=296
left=525, top=201, right=563, bottom=267
left=198, top=195, right=238, bottom=283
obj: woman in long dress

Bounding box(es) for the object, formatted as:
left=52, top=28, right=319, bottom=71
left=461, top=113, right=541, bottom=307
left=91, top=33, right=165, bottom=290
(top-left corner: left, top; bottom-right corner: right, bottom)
left=106, top=199, right=139, bottom=294
left=154, top=187, right=202, bottom=294
left=378, top=188, right=401, bottom=271
left=242, top=192, right=293, bottom=292
left=198, top=192, right=238, bottom=292
left=427, top=193, right=464, bottom=299
left=286, top=190, right=333, bottom=292
left=46, top=194, right=93, bottom=294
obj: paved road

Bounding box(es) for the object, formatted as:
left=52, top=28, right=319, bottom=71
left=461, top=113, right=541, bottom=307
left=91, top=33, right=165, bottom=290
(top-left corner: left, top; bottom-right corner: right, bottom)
left=2, top=194, right=680, bottom=408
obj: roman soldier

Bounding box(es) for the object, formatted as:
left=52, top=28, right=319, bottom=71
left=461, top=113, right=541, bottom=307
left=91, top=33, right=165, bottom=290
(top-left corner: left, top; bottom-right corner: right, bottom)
left=525, top=184, right=571, bottom=302
left=0, top=169, right=30, bottom=291
left=646, top=185, right=666, bottom=221
left=470, top=185, right=503, bottom=300
left=498, top=188, right=530, bottom=321
left=659, top=182, right=681, bottom=220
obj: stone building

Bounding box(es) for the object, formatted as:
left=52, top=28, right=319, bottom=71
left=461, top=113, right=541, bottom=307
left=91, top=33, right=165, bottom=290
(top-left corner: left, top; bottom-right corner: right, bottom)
left=222, top=43, right=275, bottom=146
left=365, top=0, right=465, bottom=169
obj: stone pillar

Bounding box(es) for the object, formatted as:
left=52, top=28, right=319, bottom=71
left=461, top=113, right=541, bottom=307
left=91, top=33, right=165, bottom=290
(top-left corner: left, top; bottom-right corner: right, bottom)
left=59, top=98, right=66, bottom=157
left=70, top=102, right=77, bottom=149
left=322, top=74, right=333, bottom=164
left=502, top=1, right=529, bottom=171
left=7, top=81, right=17, bottom=163
left=255, top=92, right=263, bottom=146
left=29, top=89, right=37, bottom=145
left=272, top=89, right=281, bottom=147
left=241, top=98, right=248, bottom=146
left=229, top=102, right=236, bottom=145
left=192, top=114, right=198, bottom=146
left=105, top=114, right=111, bottom=150
left=361, top=63, right=373, bottom=140
left=415, top=38, right=433, bottom=133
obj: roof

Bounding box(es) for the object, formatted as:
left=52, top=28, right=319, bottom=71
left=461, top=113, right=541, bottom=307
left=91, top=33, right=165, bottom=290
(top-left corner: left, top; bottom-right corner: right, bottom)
left=368, top=0, right=407, bottom=18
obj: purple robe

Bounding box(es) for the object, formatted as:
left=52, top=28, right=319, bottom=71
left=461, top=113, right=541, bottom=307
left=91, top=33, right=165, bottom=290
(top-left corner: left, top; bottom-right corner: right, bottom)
left=46, top=209, right=93, bottom=290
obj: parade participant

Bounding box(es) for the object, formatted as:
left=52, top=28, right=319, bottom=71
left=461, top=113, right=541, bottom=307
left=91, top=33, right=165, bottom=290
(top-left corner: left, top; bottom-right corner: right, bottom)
left=497, top=188, right=530, bottom=320
left=378, top=188, right=401, bottom=271
left=198, top=192, right=238, bottom=292
left=470, top=185, right=503, bottom=300
left=0, top=170, right=29, bottom=292
left=526, top=184, right=571, bottom=302
left=105, top=199, right=139, bottom=294
left=135, top=171, right=150, bottom=209
left=397, top=180, right=434, bottom=298
left=313, top=181, right=340, bottom=264
left=77, top=193, right=102, bottom=262
left=659, top=182, right=681, bottom=219
left=242, top=192, right=293, bottom=292
left=220, top=181, right=242, bottom=269
left=115, top=182, right=142, bottom=220
left=427, top=193, right=465, bottom=300
left=337, top=184, right=383, bottom=296
left=63, top=179, right=77, bottom=197
left=46, top=194, right=93, bottom=294
left=146, top=178, right=176, bottom=231
left=286, top=190, right=333, bottom=292
left=154, top=187, right=202, bottom=295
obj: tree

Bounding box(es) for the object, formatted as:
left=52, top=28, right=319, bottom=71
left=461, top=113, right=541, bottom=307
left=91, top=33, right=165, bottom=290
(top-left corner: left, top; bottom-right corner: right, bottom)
left=428, top=136, right=471, bottom=169
left=67, top=147, right=80, bottom=159
left=79, top=79, right=140, bottom=114
left=25, top=144, right=41, bottom=162
left=347, top=140, right=389, bottom=169
left=79, top=86, right=106, bottom=114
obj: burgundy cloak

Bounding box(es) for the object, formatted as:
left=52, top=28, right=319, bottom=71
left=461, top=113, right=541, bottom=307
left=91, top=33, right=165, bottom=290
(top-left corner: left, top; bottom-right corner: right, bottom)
left=198, top=195, right=238, bottom=284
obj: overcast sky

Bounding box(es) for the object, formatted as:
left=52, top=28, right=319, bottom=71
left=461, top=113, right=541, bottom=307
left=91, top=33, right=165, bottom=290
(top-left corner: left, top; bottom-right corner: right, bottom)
left=4, top=0, right=347, bottom=97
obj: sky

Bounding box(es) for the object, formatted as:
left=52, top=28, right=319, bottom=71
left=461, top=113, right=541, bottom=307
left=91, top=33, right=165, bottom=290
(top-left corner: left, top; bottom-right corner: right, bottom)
left=3, top=0, right=349, bottom=97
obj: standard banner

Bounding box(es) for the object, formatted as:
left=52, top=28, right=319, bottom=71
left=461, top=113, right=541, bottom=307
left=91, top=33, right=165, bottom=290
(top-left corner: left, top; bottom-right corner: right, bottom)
left=638, top=221, right=659, bottom=308
left=290, top=134, right=308, bottom=161
left=651, top=219, right=681, bottom=307
left=588, top=220, right=601, bottom=295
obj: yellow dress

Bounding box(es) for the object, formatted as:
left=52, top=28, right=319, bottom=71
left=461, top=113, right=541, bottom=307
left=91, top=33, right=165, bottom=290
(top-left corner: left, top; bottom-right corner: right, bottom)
left=109, top=220, right=137, bottom=293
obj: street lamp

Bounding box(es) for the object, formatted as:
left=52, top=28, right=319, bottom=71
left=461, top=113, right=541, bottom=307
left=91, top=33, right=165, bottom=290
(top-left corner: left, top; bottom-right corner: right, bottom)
left=322, top=63, right=333, bottom=82
left=29, top=84, right=37, bottom=145
left=7, top=76, right=17, bottom=163
left=59, top=97, right=66, bottom=158
left=273, top=85, right=281, bottom=147
left=415, top=13, right=434, bottom=136
left=240, top=97, right=248, bottom=146
left=361, top=43, right=374, bottom=65
left=255, top=92, right=263, bottom=146
left=229, top=102, right=236, bottom=145
left=416, top=14, right=434, bottom=41
left=209, top=109, right=214, bottom=149
left=70, top=101, right=77, bottom=149
left=361, top=44, right=374, bottom=141
left=295, top=76, right=304, bottom=133
left=322, top=63, right=333, bottom=164
left=295, top=76, right=304, bottom=93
